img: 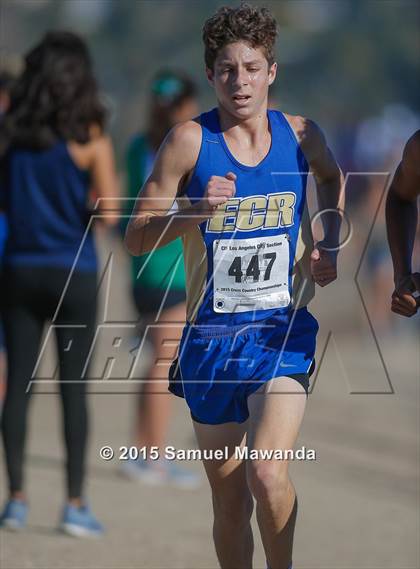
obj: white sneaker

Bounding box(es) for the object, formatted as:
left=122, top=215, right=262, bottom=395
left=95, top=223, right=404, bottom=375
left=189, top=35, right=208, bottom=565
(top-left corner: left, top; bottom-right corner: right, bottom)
left=119, top=457, right=201, bottom=490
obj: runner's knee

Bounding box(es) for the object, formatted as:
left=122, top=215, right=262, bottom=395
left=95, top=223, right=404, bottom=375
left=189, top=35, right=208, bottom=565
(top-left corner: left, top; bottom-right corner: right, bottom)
left=247, top=461, right=290, bottom=503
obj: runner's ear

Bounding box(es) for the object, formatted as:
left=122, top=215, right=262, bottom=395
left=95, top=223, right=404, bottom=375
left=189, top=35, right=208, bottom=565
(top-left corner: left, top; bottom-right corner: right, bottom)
left=206, top=67, right=215, bottom=86
left=268, top=62, right=277, bottom=85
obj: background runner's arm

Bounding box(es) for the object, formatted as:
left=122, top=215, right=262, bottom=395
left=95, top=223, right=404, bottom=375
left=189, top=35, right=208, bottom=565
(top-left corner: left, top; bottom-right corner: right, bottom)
left=385, top=132, right=420, bottom=284
left=124, top=122, right=207, bottom=256
left=301, top=119, right=344, bottom=251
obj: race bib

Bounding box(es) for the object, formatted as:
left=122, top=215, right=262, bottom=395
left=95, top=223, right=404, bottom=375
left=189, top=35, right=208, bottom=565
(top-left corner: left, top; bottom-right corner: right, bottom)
left=213, top=234, right=291, bottom=313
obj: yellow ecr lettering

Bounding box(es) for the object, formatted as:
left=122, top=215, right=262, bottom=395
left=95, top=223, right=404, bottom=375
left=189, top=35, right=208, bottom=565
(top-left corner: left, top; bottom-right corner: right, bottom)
left=236, top=196, right=267, bottom=231
left=207, top=198, right=240, bottom=232
left=265, top=193, right=295, bottom=227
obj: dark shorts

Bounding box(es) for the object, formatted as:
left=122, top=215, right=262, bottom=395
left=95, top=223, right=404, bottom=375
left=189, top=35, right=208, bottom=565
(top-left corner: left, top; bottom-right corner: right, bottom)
left=168, top=307, right=318, bottom=425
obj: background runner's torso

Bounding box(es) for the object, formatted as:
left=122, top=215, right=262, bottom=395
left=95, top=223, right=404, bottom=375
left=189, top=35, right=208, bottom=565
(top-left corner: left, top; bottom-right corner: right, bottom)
left=179, top=108, right=315, bottom=326
left=1, top=141, right=97, bottom=272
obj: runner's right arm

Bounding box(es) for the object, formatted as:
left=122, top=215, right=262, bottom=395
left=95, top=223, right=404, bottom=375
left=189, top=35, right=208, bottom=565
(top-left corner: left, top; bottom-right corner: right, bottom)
left=125, top=121, right=236, bottom=255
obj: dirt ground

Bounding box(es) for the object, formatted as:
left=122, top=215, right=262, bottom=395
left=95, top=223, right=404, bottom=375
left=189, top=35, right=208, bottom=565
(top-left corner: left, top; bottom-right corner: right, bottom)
left=1, top=238, right=418, bottom=569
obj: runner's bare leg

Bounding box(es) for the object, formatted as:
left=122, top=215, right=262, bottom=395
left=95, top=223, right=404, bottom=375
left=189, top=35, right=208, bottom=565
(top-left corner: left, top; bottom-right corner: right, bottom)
left=193, top=420, right=254, bottom=568
left=247, top=377, right=307, bottom=569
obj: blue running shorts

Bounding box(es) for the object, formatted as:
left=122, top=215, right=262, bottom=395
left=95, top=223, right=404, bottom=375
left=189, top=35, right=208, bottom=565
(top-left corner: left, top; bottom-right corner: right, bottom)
left=168, top=307, right=318, bottom=425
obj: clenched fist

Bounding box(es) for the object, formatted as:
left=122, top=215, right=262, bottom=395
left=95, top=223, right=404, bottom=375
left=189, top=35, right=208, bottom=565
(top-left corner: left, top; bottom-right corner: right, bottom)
left=197, top=172, right=237, bottom=215
left=310, top=243, right=337, bottom=287
left=391, top=273, right=420, bottom=317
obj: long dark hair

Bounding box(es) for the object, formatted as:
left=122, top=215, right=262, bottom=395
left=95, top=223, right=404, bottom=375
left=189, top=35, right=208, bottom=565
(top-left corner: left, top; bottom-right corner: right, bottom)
left=0, top=31, right=107, bottom=156
left=147, top=70, right=197, bottom=151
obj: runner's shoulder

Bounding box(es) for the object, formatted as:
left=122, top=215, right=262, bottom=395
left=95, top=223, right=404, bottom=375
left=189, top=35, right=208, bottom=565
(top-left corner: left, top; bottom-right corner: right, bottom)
left=398, top=129, right=420, bottom=199
left=402, top=129, right=420, bottom=174
left=165, top=119, right=202, bottom=164
left=283, top=113, right=327, bottom=163
left=283, top=113, right=326, bottom=149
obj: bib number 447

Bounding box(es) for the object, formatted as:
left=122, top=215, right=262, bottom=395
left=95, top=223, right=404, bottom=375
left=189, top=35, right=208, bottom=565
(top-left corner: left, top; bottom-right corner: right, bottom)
left=228, top=252, right=276, bottom=283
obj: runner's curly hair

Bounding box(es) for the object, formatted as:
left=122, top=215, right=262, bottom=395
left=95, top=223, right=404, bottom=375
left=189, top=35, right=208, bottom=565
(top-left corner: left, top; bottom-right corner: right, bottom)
left=202, top=4, right=278, bottom=70
left=0, top=31, right=106, bottom=155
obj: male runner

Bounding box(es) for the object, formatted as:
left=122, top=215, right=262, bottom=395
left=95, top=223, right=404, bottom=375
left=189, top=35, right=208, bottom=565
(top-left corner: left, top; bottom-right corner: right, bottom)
left=386, top=130, right=420, bottom=317
left=126, top=5, right=343, bottom=568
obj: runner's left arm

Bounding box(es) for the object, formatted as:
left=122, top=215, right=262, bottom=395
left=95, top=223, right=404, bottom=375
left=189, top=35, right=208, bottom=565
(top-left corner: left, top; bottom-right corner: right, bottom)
left=300, top=119, right=344, bottom=286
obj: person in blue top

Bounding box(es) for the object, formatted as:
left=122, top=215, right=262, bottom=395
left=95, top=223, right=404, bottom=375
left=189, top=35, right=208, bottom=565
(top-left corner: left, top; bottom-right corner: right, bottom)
left=0, top=70, right=15, bottom=412
left=126, top=5, right=344, bottom=568
left=0, top=31, right=120, bottom=536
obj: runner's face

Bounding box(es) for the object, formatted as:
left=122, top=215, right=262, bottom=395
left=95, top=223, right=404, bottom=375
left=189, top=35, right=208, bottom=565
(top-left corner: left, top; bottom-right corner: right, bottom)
left=207, top=42, right=276, bottom=119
